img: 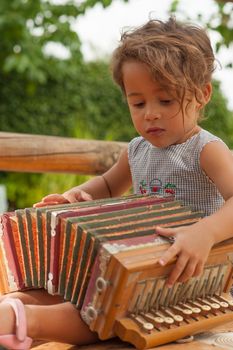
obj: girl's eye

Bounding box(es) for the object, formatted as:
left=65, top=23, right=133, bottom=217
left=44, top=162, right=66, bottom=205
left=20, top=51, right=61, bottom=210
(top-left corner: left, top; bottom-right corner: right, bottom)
left=133, top=102, right=145, bottom=108
left=160, top=100, right=173, bottom=105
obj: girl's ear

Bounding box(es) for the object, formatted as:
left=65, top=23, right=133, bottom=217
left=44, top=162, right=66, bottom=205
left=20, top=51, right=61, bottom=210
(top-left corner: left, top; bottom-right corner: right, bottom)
left=196, top=83, right=212, bottom=111
left=203, top=82, right=212, bottom=105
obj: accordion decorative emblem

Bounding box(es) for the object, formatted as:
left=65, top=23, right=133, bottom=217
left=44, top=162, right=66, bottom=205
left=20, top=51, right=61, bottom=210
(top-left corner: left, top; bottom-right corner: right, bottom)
left=0, top=194, right=233, bottom=349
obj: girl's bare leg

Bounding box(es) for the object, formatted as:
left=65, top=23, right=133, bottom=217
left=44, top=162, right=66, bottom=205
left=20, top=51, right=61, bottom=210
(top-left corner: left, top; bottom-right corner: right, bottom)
left=27, top=302, right=98, bottom=344
left=0, top=288, right=63, bottom=305
left=0, top=290, right=99, bottom=345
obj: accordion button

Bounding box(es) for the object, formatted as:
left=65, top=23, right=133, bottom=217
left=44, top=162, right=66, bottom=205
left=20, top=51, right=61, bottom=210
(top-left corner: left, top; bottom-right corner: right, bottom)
left=219, top=301, right=228, bottom=308
left=164, top=317, right=174, bottom=325
left=96, top=277, right=110, bottom=292
left=143, top=322, right=154, bottom=332
left=182, top=308, right=192, bottom=315
left=173, top=315, right=183, bottom=322
left=191, top=307, right=201, bottom=314
left=202, top=305, right=211, bottom=311
left=153, top=316, right=164, bottom=324
left=86, top=306, right=98, bottom=321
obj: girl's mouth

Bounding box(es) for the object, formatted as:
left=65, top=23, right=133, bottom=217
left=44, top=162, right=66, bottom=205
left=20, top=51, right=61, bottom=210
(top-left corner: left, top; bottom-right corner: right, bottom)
left=146, top=127, right=165, bottom=136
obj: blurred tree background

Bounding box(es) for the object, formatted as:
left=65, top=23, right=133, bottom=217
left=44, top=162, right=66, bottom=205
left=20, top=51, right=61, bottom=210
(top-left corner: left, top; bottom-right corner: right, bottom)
left=0, top=0, right=232, bottom=209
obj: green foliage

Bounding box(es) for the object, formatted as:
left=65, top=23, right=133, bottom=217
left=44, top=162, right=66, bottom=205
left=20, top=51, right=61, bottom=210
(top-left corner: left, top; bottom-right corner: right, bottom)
left=169, top=0, right=233, bottom=60
left=209, top=1, right=233, bottom=51
left=0, top=71, right=78, bottom=136
left=73, top=61, right=134, bottom=141
left=0, top=60, right=133, bottom=139
left=0, top=0, right=129, bottom=83
left=0, top=0, right=130, bottom=209
left=0, top=0, right=131, bottom=138
left=4, top=172, right=91, bottom=210
left=0, top=58, right=134, bottom=209
left=201, top=80, right=233, bottom=147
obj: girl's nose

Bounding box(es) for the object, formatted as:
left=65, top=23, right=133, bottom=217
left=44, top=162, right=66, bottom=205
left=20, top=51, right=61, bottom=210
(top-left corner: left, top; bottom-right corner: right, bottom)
left=144, top=111, right=161, bottom=120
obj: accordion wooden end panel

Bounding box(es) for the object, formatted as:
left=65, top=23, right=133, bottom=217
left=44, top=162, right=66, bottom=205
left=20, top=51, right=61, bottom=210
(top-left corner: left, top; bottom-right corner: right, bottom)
left=1, top=194, right=233, bottom=349
left=81, top=240, right=233, bottom=349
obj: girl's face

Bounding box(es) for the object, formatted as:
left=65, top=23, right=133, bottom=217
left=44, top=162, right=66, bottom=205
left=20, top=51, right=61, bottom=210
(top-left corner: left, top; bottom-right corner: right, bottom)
left=122, top=60, right=201, bottom=148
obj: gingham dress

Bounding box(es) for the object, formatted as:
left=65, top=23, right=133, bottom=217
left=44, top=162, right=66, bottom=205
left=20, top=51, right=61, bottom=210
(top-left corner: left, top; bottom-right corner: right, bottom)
left=128, top=129, right=225, bottom=216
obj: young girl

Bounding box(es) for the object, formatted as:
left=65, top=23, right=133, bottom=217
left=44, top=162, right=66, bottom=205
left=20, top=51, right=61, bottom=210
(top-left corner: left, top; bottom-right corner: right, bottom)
left=1, top=17, right=233, bottom=350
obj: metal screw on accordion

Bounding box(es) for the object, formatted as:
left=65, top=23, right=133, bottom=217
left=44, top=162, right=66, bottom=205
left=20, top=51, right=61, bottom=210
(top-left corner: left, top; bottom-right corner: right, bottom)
left=86, top=305, right=99, bottom=322
left=96, top=277, right=110, bottom=293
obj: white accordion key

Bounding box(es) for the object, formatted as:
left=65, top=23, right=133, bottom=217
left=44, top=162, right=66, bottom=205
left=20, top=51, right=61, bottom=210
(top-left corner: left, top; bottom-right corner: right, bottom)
left=173, top=305, right=192, bottom=316
left=131, top=314, right=154, bottom=333
left=140, top=312, right=164, bottom=328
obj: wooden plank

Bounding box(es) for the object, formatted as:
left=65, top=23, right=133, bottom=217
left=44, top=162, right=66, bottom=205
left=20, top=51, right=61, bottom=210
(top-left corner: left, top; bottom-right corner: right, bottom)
left=31, top=338, right=219, bottom=349
left=0, top=132, right=127, bottom=175
left=31, top=321, right=233, bottom=350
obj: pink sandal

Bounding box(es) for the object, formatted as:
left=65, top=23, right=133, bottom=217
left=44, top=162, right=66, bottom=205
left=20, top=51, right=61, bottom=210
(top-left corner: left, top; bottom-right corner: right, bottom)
left=0, top=298, right=33, bottom=350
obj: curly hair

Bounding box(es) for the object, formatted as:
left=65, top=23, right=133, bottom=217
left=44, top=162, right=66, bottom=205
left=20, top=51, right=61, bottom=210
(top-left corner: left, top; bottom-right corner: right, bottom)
left=111, top=17, right=215, bottom=112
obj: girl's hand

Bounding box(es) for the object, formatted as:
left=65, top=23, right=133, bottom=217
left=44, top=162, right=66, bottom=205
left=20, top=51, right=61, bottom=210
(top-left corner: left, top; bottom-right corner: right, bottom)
left=34, top=188, right=92, bottom=207
left=156, top=224, right=215, bottom=287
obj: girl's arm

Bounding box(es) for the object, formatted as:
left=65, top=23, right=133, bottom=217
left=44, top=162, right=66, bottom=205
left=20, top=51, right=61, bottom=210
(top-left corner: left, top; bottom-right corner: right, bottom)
left=197, top=141, right=233, bottom=243
left=34, top=149, right=132, bottom=206
left=157, top=141, right=233, bottom=286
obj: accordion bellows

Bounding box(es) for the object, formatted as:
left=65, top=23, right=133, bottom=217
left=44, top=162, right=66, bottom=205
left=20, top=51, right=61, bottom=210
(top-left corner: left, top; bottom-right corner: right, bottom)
left=1, top=194, right=233, bottom=349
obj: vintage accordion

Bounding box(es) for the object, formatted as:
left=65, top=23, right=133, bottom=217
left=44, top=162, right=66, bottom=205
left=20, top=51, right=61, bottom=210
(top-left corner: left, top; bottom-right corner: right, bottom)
left=0, top=194, right=233, bottom=349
